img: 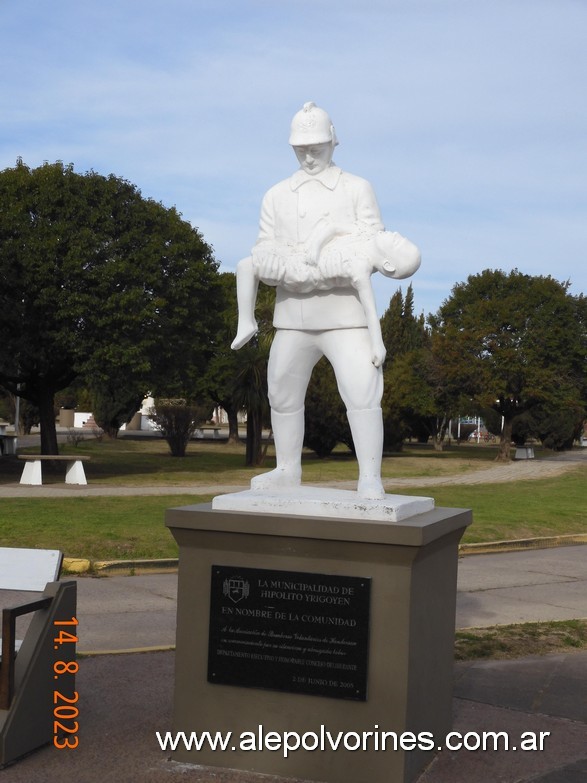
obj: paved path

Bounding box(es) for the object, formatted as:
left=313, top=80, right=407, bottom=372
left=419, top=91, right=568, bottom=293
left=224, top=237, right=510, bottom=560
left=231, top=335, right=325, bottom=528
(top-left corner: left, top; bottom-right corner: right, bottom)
left=1, top=649, right=585, bottom=783
left=2, top=553, right=586, bottom=782
left=388, top=449, right=586, bottom=486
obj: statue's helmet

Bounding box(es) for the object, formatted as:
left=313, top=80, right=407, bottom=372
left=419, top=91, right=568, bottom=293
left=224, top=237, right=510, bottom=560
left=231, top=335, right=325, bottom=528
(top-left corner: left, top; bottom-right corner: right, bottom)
left=289, top=101, right=338, bottom=146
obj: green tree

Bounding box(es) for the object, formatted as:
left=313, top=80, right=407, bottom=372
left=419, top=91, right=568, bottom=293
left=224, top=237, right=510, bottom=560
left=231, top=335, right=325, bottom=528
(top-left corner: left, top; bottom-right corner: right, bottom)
left=381, top=285, right=427, bottom=360
left=380, top=286, right=442, bottom=449
left=0, top=159, right=221, bottom=453
left=149, top=398, right=210, bottom=457
left=200, top=276, right=276, bottom=465
left=89, top=376, right=143, bottom=439
left=235, top=284, right=275, bottom=467
left=0, top=389, right=15, bottom=428
left=511, top=403, right=584, bottom=450
left=303, top=358, right=352, bottom=457
left=429, top=269, right=586, bottom=461
left=383, top=347, right=456, bottom=450
left=198, top=273, right=243, bottom=444
left=232, top=343, right=270, bottom=466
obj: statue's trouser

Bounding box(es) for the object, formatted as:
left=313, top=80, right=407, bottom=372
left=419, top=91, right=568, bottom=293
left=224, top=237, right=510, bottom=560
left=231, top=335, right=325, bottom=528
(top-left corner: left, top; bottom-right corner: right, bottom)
left=251, top=327, right=385, bottom=498
left=250, top=408, right=305, bottom=489
left=346, top=407, right=385, bottom=499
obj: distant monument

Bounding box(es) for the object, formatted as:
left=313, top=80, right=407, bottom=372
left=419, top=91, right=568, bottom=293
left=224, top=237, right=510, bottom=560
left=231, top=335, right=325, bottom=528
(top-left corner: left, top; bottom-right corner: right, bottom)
left=230, top=101, right=421, bottom=500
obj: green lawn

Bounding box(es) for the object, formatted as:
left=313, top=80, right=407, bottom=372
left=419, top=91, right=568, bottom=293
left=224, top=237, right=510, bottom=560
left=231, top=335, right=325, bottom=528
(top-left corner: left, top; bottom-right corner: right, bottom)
left=386, top=470, right=587, bottom=543
left=0, top=437, right=585, bottom=560
left=1, top=436, right=514, bottom=487
left=0, top=494, right=203, bottom=560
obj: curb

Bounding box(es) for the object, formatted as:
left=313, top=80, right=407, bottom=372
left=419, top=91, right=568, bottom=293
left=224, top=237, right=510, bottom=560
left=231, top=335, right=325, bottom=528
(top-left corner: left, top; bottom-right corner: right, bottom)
left=62, top=535, right=587, bottom=575
left=93, top=557, right=179, bottom=575
left=62, top=557, right=179, bottom=575
left=78, top=645, right=175, bottom=657
left=62, top=557, right=92, bottom=573
left=459, top=533, right=587, bottom=556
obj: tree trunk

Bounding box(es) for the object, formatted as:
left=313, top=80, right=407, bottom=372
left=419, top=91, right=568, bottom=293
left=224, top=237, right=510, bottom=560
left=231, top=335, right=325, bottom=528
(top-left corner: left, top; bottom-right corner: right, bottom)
left=496, top=417, right=513, bottom=462
left=38, top=389, right=59, bottom=455
left=433, top=436, right=445, bottom=452
left=433, top=414, right=448, bottom=451
left=226, top=406, right=241, bottom=444
left=245, top=409, right=263, bottom=466
left=101, top=423, right=120, bottom=439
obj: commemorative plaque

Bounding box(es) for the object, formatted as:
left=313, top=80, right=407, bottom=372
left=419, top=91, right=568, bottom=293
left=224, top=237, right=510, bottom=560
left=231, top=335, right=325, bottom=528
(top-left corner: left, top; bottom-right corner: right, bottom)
left=208, top=565, right=371, bottom=700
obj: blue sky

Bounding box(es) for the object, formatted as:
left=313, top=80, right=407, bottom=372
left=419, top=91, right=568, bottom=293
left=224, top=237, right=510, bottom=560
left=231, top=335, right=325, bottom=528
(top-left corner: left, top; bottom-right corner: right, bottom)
left=1, top=0, right=585, bottom=317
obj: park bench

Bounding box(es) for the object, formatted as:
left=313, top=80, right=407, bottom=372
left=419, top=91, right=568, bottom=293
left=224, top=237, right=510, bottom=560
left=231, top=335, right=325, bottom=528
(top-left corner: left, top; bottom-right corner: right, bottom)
left=193, top=426, right=222, bottom=439
left=514, top=444, right=535, bottom=460
left=18, top=454, right=91, bottom=486
left=0, top=547, right=77, bottom=766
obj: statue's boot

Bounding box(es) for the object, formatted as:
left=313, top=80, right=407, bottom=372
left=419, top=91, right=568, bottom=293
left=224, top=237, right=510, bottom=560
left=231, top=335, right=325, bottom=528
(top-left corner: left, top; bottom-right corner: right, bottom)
left=347, top=408, right=386, bottom=500
left=250, top=408, right=304, bottom=491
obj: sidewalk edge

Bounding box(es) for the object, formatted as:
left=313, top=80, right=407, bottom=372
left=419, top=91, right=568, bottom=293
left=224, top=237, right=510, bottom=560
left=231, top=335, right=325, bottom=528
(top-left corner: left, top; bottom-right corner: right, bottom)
left=62, top=536, right=587, bottom=575
left=459, top=533, right=587, bottom=556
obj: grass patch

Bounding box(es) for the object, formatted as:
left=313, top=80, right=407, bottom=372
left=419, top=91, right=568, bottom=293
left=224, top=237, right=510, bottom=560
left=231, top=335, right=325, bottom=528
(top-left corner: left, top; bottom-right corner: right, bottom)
left=0, top=470, right=584, bottom=559
left=455, top=620, right=587, bottom=660
left=393, top=468, right=587, bottom=543
left=0, top=437, right=584, bottom=559
left=0, top=438, right=253, bottom=487
left=0, top=494, right=210, bottom=560
left=1, top=438, right=512, bottom=487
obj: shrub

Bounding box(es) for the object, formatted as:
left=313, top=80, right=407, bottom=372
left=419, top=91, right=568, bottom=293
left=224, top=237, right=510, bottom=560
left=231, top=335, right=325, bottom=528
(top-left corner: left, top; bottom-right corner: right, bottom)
left=149, top=399, right=209, bottom=457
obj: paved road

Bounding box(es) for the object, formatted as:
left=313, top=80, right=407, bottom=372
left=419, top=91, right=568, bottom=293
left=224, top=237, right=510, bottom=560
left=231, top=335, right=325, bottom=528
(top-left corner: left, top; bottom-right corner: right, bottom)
left=456, top=544, right=586, bottom=628
left=14, top=544, right=572, bottom=654
left=3, top=544, right=585, bottom=655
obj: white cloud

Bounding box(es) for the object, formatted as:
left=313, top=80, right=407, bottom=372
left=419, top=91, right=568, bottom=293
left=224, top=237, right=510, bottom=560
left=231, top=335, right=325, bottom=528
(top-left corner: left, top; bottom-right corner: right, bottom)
left=0, top=0, right=585, bottom=318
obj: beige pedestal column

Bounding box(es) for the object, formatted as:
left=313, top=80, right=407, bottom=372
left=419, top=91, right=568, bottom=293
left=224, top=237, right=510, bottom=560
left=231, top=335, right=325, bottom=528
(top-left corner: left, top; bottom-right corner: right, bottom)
left=166, top=503, right=471, bottom=783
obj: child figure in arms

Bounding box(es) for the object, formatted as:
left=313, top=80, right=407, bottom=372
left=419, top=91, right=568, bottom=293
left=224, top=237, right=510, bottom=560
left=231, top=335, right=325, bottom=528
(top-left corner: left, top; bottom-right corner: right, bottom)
left=231, top=220, right=421, bottom=367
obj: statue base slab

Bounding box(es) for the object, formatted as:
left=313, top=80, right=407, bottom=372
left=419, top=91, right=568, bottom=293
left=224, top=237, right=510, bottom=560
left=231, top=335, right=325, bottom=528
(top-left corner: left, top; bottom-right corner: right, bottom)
left=212, top=485, right=434, bottom=522
left=166, top=502, right=472, bottom=783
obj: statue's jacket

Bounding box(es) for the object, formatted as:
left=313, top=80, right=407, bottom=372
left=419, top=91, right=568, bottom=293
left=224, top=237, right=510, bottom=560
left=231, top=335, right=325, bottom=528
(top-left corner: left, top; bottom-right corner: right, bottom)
left=255, top=164, right=384, bottom=331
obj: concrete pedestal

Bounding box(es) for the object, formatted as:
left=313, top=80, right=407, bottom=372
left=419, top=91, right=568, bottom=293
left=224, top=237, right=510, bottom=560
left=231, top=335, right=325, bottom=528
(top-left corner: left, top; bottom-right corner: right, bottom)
left=166, top=501, right=471, bottom=783
left=515, top=445, right=535, bottom=460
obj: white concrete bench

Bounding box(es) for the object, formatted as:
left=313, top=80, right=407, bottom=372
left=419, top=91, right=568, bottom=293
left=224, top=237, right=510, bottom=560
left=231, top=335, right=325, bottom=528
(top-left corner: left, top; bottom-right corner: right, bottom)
left=0, top=547, right=77, bottom=766
left=193, top=426, right=222, bottom=439
left=514, top=445, right=535, bottom=460
left=18, top=454, right=91, bottom=486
